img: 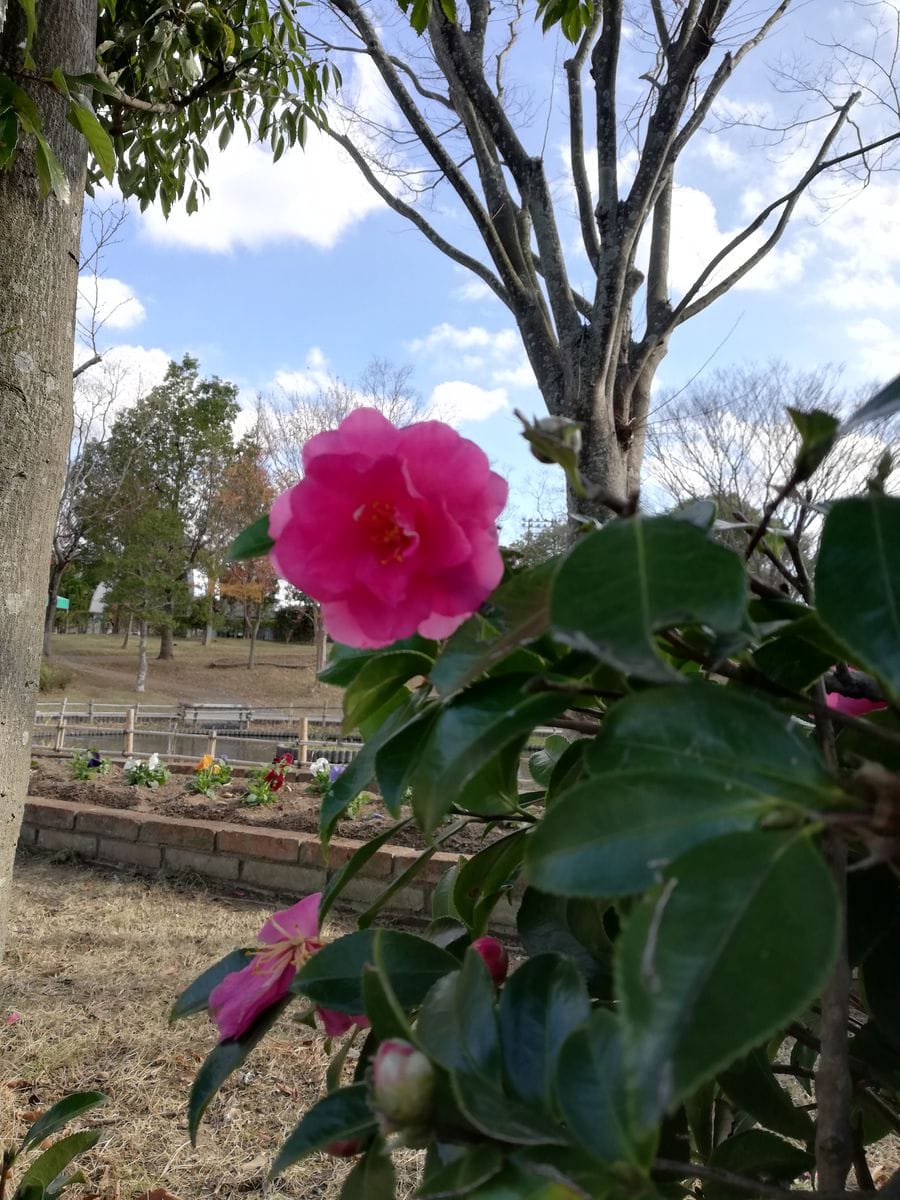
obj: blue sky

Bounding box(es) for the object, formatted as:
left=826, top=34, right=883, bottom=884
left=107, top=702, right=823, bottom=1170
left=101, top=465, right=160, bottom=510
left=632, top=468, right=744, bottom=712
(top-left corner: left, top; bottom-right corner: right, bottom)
left=77, top=1, right=900, bottom=531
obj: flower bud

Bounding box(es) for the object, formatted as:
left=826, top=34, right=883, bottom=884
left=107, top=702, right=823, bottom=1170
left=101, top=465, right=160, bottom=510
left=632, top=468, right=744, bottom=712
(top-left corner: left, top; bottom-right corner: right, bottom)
left=372, top=1039, right=434, bottom=1127
left=472, top=936, right=509, bottom=986
left=324, top=1138, right=363, bottom=1157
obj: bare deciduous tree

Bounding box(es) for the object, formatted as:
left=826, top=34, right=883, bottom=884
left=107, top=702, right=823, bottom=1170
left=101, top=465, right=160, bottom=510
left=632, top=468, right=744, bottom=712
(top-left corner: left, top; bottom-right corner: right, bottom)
left=303, top=1, right=900, bottom=513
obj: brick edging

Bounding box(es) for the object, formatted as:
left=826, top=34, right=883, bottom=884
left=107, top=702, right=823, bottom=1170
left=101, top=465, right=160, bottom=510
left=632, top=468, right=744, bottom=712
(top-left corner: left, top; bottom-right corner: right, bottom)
left=17, top=797, right=519, bottom=927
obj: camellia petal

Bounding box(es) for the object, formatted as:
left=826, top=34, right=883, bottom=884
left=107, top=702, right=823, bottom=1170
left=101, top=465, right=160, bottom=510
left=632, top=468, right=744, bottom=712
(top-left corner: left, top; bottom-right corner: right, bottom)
left=267, top=408, right=508, bottom=649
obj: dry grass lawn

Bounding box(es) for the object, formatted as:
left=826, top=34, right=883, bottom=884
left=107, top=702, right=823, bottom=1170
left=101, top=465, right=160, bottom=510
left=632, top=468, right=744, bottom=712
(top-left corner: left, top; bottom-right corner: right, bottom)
left=42, top=633, right=341, bottom=713
left=1, top=854, right=419, bottom=1199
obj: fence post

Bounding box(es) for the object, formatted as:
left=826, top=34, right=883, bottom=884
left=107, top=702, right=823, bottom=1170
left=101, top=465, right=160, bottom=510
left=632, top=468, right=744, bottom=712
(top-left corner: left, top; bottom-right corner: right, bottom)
left=298, top=716, right=309, bottom=764
left=54, top=714, right=66, bottom=752
left=124, top=708, right=135, bottom=756
left=208, top=729, right=217, bottom=759
left=88, top=698, right=95, bottom=724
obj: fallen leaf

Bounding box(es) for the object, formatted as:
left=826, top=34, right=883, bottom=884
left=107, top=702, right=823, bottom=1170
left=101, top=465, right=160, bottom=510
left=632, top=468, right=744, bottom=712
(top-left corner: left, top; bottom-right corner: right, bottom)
left=4, top=1078, right=31, bottom=1090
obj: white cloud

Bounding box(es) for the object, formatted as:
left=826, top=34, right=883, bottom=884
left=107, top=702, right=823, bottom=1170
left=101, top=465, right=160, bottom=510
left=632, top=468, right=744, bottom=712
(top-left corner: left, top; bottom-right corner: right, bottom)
left=272, top=347, right=333, bottom=396
left=453, top=276, right=495, bottom=303
left=429, top=380, right=509, bottom=424
left=72, top=342, right=171, bottom=437
left=76, top=275, right=145, bottom=332
left=408, top=322, right=534, bottom=391
left=846, top=318, right=900, bottom=382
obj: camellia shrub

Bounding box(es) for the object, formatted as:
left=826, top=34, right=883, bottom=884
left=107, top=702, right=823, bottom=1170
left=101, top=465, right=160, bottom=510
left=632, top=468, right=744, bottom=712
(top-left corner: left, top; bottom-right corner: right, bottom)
left=175, top=389, right=900, bottom=1199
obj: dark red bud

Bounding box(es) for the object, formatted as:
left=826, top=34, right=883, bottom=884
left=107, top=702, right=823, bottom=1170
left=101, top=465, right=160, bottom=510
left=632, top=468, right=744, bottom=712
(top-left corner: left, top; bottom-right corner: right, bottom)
left=472, top=936, right=509, bottom=986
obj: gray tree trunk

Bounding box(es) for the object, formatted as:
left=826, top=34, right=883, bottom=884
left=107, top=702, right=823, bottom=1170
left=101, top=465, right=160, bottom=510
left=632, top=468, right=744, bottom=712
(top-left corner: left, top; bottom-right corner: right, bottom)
left=136, top=621, right=148, bottom=692
left=0, top=0, right=93, bottom=959
left=121, top=613, right=132, bottom=649
left=158, top=621, right=174, bottom=660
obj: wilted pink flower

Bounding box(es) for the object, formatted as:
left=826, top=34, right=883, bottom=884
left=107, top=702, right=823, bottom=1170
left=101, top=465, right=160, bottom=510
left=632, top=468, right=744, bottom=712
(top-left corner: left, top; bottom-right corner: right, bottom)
left=826, top=691, right=887, bottom=717
left=372, top=1039, right=435, bottom=1127
left=5, top=1011, right=21, bottom=1026
left=208, top=894, right=367, bottom=1041
left=268, top=408, right=508, bottom=649
left=472, top=936, right=509, bottom=986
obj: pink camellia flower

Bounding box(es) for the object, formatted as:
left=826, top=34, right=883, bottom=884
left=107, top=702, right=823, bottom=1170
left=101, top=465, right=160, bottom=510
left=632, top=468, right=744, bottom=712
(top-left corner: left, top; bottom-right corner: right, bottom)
left=208, top=893, right=367, bottom=1041
left=472, top=936, right=509, bottom=986
left=826, top=691, right=887, bottom=718
left=371, top=1039, right=435, bottom=1128
left=268, top=408, right=508, bottom=649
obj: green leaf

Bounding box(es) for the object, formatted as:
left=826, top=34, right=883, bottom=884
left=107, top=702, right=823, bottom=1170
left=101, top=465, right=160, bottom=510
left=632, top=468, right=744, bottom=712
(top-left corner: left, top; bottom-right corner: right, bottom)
left=752, top=619, right=837, bottom=692
left=618, top=831, right=839, bottom=1129
left=585, top=683, right=836, bottom=810
left=14, top=1132, right=101, bottom=1197
left=816, top=494, right=900, bottom=702
left=498, top=955, right=590, bottom=1110
left=556, top=1010, right=639, bottom=1164
left=704, top=1131, right=814, bottom=1200
left=226, top=514, right=274, bottom=562
left=417, top=948, right=500, bottom=1075
left=319, top=637, right=436, bottom=687
left=516, top=888, right=614, bottom=999
left=407, top=676, right=568, bottom=835
left=0, top=107, right=19, bottom=169
left=843, top=373, right=900, bottom=432
left=528, top=734, right=572, bottom=788
left=67, top=101, right=115, bottom=181
left=170, top=949, right=252, bottom=1021
left=270, top=1084, right=376, bottom=1178
left=33, top=133, right=70, bottom=202
left=188, top=999, right=289, bottom=1142
left=21, top=1093, right=106, bottom=1152
left=551, top=517, right=746, bottom=681
left=340, top=1142, right=396, bottom=1200
left=292, top=929, right=457, bottom=1014
left=787, top=407, right=840, bottom=483
left=526, top=771, right=771, bottom=898
left=454, top=830, right=527, bottom=935
left=360, top=963, right=413, bottom=1042
left=319, top=818, right=413, bottom=922
left=718, top=1048, right=814, bottom=1141
left=418, top=1144, right=505, bottom=1198
left=14, top=0, right=36, bottom=66
left=450, top=1072, right=568, bottom=1146
left=342, top=651, right=432, bottom=733
left=374, top=708, right=439, bottom=815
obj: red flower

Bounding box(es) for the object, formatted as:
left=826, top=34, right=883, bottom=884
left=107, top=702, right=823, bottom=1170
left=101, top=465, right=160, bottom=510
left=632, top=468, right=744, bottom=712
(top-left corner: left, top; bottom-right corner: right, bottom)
left=263, top=768, right=285, bottom=792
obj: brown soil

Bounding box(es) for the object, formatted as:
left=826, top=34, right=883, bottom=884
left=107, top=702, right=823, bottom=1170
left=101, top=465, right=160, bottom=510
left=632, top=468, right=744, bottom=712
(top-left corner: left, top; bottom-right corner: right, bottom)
left=28, top=758, right=514, bottom=855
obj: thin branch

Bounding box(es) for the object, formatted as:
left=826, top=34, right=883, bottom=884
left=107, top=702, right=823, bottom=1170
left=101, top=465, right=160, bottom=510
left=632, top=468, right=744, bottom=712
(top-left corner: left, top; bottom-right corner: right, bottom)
left=72, top=352, right=102, bottom=380
left=564, top=6, right=603, bottom=270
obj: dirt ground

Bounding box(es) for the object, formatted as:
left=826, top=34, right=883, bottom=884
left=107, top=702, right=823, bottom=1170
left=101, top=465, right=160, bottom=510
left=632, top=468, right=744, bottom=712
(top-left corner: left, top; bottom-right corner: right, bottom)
left=42, top=633, right=342, bottom=712
left=1, top=856, right=422, bottom=1199
left=28, top=758, right=512, bottom=856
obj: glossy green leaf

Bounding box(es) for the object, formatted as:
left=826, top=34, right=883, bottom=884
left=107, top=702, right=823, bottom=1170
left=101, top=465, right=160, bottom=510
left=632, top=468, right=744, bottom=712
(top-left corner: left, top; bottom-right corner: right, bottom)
left=618, top=831, right=839, bottom=1129
left=14, top=0, right=36, bottom=64
left=499, top=954, right=590, bottom=1109
left=342, top=651, right=433, bottom=733
left=226, top=514, right=274, bottom=561
left=170, top=949, right=251, bottom=1021
left=551, top=517, right=746, bottom=681
left=528, top=734, right=572, bottom=788
left=585, top=683, right=835, bottom=809
left=318, top=818, right=413, bottom=922
left=319, top=637, right=436, bottom=687
left=292, top=929, right=456, bottom=1014
left=684, top=1080, right=717, bottom=1159
left=516, top=888, right=614, bottom=999
left=360, top=964, right=413, bottom=1042
left=67, top=100, right=116, bottom=180
left=417, top=949, right=500, bottom=1075
left=339, top=1142, right=396, bottom=1200
left=0, top=108, right=19, bottom=169
left=418, top=1144, right=505, bottom=1198
left=21, top=1092, right=105, bottom=1152
left=407, top=676, right=568, bottom=835
left=188, top=998, right=289, bottom=1142
left=718, top=1048, right=814, bottom=1141
left=450, top=1071, right=568, bottom=1146
left=374, top=708, right=439, bottom=815
left=556, top=1010, right=637, bottom=1164
left=270, top=1084, right=375, bottom=1178
left=526, top=771, right=770, bottom=898
left=454, top=829, right=527, bottom=935
left=704, top=1131, right=813, bottom=1200
left=14, top=1131, right=100, bottom=1198
left=454, top=741, right=523, bottom=818
left=843, top=373, right=900, bottom=432
left=752, top=617, right=838, bottom=692
left=33, top=132, right=70, bottom=202
left=816, top=494, right=900, bottom=701
left=787, top=407, right=840, bottom=483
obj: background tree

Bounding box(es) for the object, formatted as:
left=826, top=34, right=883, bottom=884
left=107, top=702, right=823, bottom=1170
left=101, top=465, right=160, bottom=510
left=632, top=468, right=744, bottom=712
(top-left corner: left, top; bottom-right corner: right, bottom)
left=304, top=0, right=900, bottom=509
left=0, top=0, right=330, bottom=957
left=219, top=560, right=279, bottom=668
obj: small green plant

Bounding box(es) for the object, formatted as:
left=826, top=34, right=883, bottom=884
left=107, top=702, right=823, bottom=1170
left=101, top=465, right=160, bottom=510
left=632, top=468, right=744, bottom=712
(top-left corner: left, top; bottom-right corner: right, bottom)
left=38, top=660, right=74, bottom=693
left=0, top=1090, right=105, bottom=1200
left=191, top=754, right=233, bottom=796
left=71, top=750, right=111, bottom=780
left=122, top=753, right=170, bottom=788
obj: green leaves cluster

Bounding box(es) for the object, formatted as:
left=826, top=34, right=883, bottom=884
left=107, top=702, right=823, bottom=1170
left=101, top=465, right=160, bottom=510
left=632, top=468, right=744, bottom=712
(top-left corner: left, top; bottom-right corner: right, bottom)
left=174, top=405, right=900, bottom=1199
left=1, top=1091, right=106, bottom=1200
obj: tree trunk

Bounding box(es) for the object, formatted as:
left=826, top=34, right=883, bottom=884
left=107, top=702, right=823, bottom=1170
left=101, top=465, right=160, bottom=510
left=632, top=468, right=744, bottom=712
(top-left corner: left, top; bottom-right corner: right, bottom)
left=0, top=0, right=93, bottom=959
left=158, top=622, right=174, bottom=660
left=204, top=620, right=215, bottom=646
left=42, top=557, right=67, bottom=657
left=121, top=612, right=132, bottom=649
left=135, top=621, right=148, bottom=692
left=248, top=613, right=260, bottom=669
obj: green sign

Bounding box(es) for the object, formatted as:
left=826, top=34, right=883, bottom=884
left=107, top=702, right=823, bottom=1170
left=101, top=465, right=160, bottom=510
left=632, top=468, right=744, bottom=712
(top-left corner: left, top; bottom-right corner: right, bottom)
left=56, top=596, right=69, bottom=611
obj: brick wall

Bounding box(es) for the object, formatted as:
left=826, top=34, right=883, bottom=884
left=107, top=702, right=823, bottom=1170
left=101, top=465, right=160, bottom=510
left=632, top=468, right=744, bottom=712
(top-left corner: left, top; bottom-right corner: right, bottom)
left=17, top=797, right=519, bottom=928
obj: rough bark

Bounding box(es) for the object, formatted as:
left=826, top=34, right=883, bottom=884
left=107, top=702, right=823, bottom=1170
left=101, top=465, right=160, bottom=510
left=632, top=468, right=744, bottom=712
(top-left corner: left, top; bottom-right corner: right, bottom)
left=121, top=614, right=131, bottom=649
left=0, top=0, right=93, bottom=959
left=204, top=619, right=215, bottom=647
left=157, top=621, right=174, bottom=660
left=135, top=621, right=148, bottom=692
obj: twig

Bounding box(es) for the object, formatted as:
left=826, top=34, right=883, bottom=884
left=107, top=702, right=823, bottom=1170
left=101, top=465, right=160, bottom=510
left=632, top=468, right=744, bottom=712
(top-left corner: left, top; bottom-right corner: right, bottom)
left=653, top=1157, right=869, bottom=1200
